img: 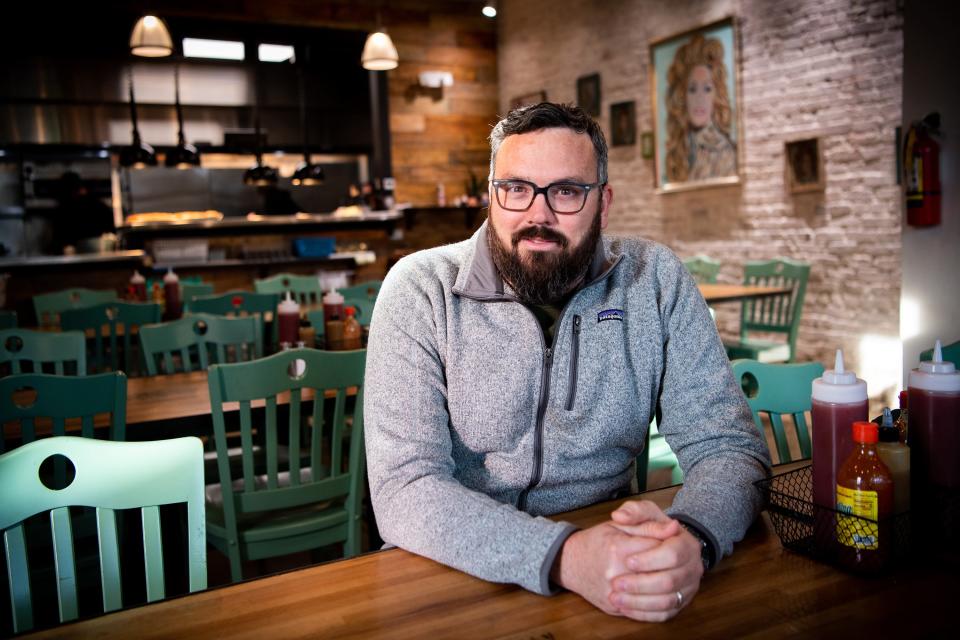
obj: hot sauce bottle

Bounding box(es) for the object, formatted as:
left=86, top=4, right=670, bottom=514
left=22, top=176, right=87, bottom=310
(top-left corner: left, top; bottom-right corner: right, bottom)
left=811, top=349, right=868, bottom=509
left=836, top=421, right=893, bottom=568
left=908, top=340, right=960, bottom=538
left=163, top=269, right=182, bottom=320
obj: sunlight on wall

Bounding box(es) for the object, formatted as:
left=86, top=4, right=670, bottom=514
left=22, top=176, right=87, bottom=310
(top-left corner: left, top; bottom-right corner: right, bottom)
left=859, top=334, right=903, bottom=409
left=900, top=296, right=921, bottom=341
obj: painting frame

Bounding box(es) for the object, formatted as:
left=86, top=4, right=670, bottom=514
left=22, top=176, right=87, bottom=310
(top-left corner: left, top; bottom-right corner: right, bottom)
left=509, top=90, right=547, bottom=111
left=577, top=73, right=601, bottom=117
left=610, top=101, right=636, bottom=147
left=785, top=138, right=824, bottom=193
left=649, top=17, right=742, bottom=193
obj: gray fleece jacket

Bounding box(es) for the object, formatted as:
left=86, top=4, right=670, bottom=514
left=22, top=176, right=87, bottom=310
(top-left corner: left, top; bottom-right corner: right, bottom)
left=364, top=222, right=771, bottom=595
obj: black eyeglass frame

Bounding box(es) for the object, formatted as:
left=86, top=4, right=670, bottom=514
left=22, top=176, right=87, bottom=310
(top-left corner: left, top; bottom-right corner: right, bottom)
left=490, top=179, right=604, bottom=214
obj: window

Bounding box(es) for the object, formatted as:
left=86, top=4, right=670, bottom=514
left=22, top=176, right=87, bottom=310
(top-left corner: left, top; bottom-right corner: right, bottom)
left=258, top=44, right=296, bottom=63
left=182, top=38, right=245, bottom=61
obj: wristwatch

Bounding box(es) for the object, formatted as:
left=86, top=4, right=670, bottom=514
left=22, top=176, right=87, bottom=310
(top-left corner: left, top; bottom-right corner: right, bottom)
left=680, top=522, right=714, bottom=571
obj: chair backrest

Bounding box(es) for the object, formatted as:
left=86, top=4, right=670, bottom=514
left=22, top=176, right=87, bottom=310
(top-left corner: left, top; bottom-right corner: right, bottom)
left=919, top=339, right=960, bottom=369
left=0, top=328, right=87, bottom=376
left=32, top=288, right=118, bottom=328
left=60, top=301, right=161, bottom=375
left=307, top=299, right=375, bottom=332
left=682, top=255, right=721, bottom=284
left=337, top=280, right=382, bottom=301
left=180, top=282, right=215, bottom=305
left=254, top=273, right=322, bottom=306
left=0, top=436, right=206, bottom=633
left=740, top=258, right=811, bottom=361
left=0, top=371, right=126, bottom=453
left=186, top=290, right=280, bottom=352
left=139, top=313, right=261, bottom=375
left=206, top=348, right=366, bottom=550
left=0, top=310, right=16, bottom=329
left=730, top=359, right=825, bottom=463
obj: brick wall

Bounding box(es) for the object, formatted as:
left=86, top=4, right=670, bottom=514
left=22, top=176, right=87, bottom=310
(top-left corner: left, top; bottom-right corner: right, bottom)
left=498, top=0, right=903, bottom=405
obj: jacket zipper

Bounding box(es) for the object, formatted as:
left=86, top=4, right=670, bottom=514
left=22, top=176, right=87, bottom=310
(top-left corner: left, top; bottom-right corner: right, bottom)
left=564, top=315, right=582, bottom=411
left=518, top=343, right=552, bottom=512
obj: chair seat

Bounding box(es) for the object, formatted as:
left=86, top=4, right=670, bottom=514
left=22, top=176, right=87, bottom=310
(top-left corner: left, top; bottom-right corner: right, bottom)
left=724, top=339, right=791, bottom=363
left=204, top=466, right=317, bottom=506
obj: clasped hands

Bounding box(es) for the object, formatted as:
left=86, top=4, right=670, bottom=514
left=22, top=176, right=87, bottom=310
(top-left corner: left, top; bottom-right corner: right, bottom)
left=552, top=500, right=704, bottom=622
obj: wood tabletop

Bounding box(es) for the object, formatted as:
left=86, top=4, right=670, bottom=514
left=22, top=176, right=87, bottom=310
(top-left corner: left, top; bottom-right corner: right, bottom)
left=698, top=283, right=794, bottom=304
left=32, top=462, right=954, bottom=639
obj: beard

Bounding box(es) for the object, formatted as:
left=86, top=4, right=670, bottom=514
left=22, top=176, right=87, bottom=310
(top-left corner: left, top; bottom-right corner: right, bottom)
left=487, top=208, right=602, bottom=305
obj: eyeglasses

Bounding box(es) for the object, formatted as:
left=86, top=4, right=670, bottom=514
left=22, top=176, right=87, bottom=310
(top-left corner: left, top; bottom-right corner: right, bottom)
left=491, top=179, right=602, bottom=214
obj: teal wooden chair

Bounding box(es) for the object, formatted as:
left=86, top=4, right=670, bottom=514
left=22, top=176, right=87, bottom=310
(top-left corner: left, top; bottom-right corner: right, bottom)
left=0, top=371, right=126, bottom=453
left=337, top=280, right=382, bottom=301
left=254, top=273, right=323, bottom=307
left=731, top=359, right=825, bottom=464
left=635, top=418, right=683, bottom=492
left=60, top=301, right=161, bottom=375
left=919, top=339, right=960, bottom=369
left=1, top=328, right=87, bottom=376
left=205, top=348, right=367, bottom=582
left=723, top=258, right=811, bottom=363
left=682, top=255, right=721, bottom=284
left=0, top=310, right=16, bottom=329
left=187, top=290, right=281, bottom=353
left=139, top=313, right=261, bottom=376
left=180, top=281, right=215, bottom=306
left=32, top=288, right=118, bottom=328
left=0, top=435, right=206, bottom=633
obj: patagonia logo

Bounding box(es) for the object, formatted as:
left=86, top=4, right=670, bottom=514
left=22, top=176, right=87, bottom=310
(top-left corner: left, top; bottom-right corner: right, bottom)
left=597, top=309, right=624, bottom=323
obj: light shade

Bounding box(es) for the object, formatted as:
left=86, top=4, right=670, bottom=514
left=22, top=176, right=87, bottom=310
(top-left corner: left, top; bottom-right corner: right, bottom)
left=482, top=2, right=498, bottom=18
left=243, top=162, right=278, bottom=187
left=165, top=142, right=201, bottom=169
left=361, top=31, right=398, bottom=71
left=119, top=140, right=158, bottom=169
left=291, top=162, right=325, bottom=186
left=130, top=15, right=173, bottom=58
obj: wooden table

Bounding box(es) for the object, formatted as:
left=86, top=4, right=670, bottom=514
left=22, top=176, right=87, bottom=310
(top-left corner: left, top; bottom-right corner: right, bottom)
left=698, top=283, right=794, bottom=304
left=33, top=463, right=954, bottom=639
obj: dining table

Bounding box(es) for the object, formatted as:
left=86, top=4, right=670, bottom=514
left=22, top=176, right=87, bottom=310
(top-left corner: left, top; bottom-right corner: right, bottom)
left=697, top=283, right=794, bottom=304
left=30, top=461, right=954, bottom=639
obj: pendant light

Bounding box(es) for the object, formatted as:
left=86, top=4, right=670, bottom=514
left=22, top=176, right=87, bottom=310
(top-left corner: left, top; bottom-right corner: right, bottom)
left=361, top=8, right=398, bottom=71
left=291, top=48, right=324, bottom=186
left=129, top=15, right=173, bottom=58
left=165, top=64, right=201, bottom=168
left=482, top=1, right=498, bottom=18
left=242, top=65, right=278, bottom=186
left=119, top=67, right=158, bottom=168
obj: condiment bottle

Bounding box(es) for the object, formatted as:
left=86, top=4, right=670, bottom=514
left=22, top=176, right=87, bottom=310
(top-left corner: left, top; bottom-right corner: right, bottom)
left=277, top=292, right=301, bottom=347
left=836, top=421, right=894, bottom=569
left=908, top=340, right=960, bottom=531
left=322, top=290, right=344, bottom=327
left=894, top=390, right=909, bottom=444
left=163, top=269, right=182, bottom=320
left=298, top=317, right=317, bottom=349
left=342, top=306, right=362, bottom=350
left=325, top=318, right=345, bottom=350
left=152, top=282, right=165, bottom=315
left=130, top=270, right=147, bottom=301
left=876, top=407, right=910, bottom=514
left=811, top=349, right=868, bottom=509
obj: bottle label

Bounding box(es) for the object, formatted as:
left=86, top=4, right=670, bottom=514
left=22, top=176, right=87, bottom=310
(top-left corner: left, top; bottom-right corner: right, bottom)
left=836, top=485, right=879, bottom=549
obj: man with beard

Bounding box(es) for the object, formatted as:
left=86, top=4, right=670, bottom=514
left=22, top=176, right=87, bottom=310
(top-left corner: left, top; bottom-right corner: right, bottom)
left=364, top=103, right=769, bottom=622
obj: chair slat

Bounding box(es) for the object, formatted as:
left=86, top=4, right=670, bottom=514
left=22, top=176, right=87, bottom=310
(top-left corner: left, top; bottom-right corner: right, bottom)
left=331, top=389, right=345, bottom=474
left=82, top=415, right=94, bottom=439
left=239, top=400, right=255, bottom=492
left=288, top=391, right=301, bottom=486
left=794, top=412, right=812, bottom=458
left=311, top=391, right=324, bottom=482
left=97, top=508, right=123, bottom=613
left=768, top=413, right=791, bottom=463
left=50, top=506, right=79, bottom=623
left=142, top=505, right=165, bottom=602
left=266, top=395, right=279, bottom=489
left=5, top=524, right=34, bottom=633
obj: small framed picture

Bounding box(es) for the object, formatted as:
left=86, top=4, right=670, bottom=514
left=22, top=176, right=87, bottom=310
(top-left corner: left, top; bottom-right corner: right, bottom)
left=577, top=73, right=601, bottom=117
left=785, top=138, right=823, bottom=193
left=640, top=132, right=654, bottom=158
left=509, top=91, right=547, bottom=111
left=610, top=101, right=636, bottom=146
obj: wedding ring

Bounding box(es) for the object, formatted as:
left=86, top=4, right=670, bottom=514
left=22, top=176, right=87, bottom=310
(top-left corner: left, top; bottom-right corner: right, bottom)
left=676, top=590, right=684, bottom=608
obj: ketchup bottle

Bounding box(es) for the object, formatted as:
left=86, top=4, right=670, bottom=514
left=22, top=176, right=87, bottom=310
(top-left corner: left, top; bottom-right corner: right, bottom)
left=322, top=290, right=344, bottom=327
left=130, top=270, right=147, bottom=302
left=836, top=421, right=893, bottom=569
left=277, top=292, right=301, bottom=347
left=163, top=269, right=182, bottom=320
left=342, top=307, right=362, bottom=350
left=811, top=349, right=868, bottom=509
left=908, top=340, right=960, bottom=537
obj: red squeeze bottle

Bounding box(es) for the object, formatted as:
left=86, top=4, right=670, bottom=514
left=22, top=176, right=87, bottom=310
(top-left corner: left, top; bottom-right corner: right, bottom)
left=277, top=292, right=301, bottom=347
left=130, top=270, right=147, bottom=302
left=811, top=349, right=868, bottom=509
left=163, top=269, right=182, bottom=320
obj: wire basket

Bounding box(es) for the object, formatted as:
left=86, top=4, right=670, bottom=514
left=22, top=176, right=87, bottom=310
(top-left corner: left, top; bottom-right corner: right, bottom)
left=755, top=465, right=912, bottom=575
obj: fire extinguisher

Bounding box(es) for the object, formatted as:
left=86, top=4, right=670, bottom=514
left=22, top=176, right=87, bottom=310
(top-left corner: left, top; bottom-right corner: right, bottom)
left=903, top=112, right=942, bottom=227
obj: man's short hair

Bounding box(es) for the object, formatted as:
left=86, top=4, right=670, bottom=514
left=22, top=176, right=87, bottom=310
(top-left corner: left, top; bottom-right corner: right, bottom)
left=488, top=102, right=608, bottom=185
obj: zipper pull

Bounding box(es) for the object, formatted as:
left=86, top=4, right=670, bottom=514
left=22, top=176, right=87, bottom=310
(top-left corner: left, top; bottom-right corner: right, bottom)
left=574, top=315, right=582, bottom=334
left=545, top=346, right=552, bottom=362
